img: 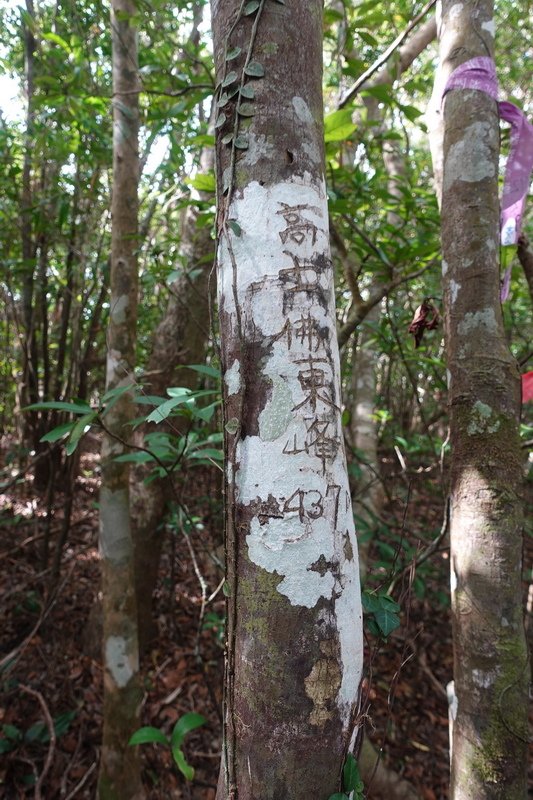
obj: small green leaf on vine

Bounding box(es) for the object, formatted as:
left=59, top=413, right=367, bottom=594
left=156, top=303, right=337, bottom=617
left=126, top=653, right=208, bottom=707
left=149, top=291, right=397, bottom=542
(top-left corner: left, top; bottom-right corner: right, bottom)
left=244, top=60, right=265, bottom=78
left=240, top=84, right=255, bottom=99
left=234, top=135, right=249, bottom=150
left=215, top=112, right=227, bottom=129
left=221, top=132, right=234, bottom=145
left=228, top=220, right=242, bottom=237
left=244, top=0, right=260, bottom=14
left=226, top=46, right=242, bottom=61
left=238, top=103, right=255, bottom=117
left=217, top=93, right=230, bottom=107
left=222, top=70, right=238, bottom=88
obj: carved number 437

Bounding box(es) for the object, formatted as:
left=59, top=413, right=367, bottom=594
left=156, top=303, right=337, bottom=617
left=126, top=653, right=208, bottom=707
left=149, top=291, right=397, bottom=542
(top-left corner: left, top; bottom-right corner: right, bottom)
left=282, top=484, right=340, bottom=526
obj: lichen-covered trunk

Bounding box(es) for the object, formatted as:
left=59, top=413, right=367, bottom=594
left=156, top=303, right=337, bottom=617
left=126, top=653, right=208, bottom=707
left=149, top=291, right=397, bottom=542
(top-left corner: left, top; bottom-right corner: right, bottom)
left=97, top=2, right=143, bottom=798
left=429, top=2, right=528, bottom=798
left=211, top=2, right=363, bottom=799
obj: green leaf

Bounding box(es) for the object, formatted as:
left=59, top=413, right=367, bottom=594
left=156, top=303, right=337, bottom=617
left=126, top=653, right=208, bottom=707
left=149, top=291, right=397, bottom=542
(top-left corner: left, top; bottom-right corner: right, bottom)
left=129, top=726, right=169, bottom=747
left=190, top=401, right=220, bottom=423
left=146, top=397, right=193, bottom=424
left=399, top=103, right=423, bottom=122
left=238, top=102, right=255, bottom=117
left=373, top=606, right=400, bottom=637
left=225, top=417, right=239, bottom=434
left=114, top=452, right=156, bottom=464
left=215, top=112, right=227, bottom=129
left=328, top=794, right=348, bottom=800
left=240, top=85, right=255, bottom=99
left=244, top=61, right=265, bottom=78
left=102, top=385, right=132, bottom=404
left=42, top=32, right=71, bottom=52
left=25, top=401, right=92, bottom=414
left=172, top=746, right=195, bottom=781
left=228, top=220, right=242, bottom=236
left=166, top=387, right=193, bottom=399
left=217, top=92, right=231, bottom=108
left=324, top=109, right=357, bottom=142
left=179, top=364, right=221, bottom=379
left=226, top=46, right=242, bottom=60
left=343, top=753, right=363, bottom=793
left=244, top=1, right=260, bottom=14
left=188, top=448, right=224, bottom=461
left=66, top=412, right=97, bottom=456
left=190, top=173, right=216, bottom=192
left=171, top=712, right=206, bottom=748
left=222, top=132, right=234, bottom=145
left=234, top=135, right=249, bottom=150
left=222, top=71, right=238, bottom=88
left=40, top=422, right=76, bottom=443
left=2, top=724, right=22, bottom=741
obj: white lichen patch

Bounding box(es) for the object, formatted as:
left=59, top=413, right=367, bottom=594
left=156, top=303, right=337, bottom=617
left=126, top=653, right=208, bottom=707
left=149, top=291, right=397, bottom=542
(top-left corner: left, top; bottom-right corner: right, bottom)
left=443, top=121, right=496, bottom=191
left=481, top=19, right=495, bottom=36
left=472, top=668, right=496, bottom=689
left=219, top=177, right=363, bottom=724
left=457, top=307, right=497, bottom=336
left=99, top=486, right=132, bottom=564
left=449, top=3, right=463, bottom=18
left=467, top=400, right=500, bottom=436
left=105, top=635, right=134, bottom=688
left=447, top=681, right=458, bottom=720
left=442, top=259, right=448, bottom=276
left=258, top=374, right=293, bottom=441
left=449, top=279, right=461, bottom=305
left=111, top=294, right=129, bottom=325
left=292, top=96, right=314, bottom=125
left=224, top=359, right=241, bottom=397
left=450, top=567, right=457, bottom=593
left=242, top=132, right=276, bottom=168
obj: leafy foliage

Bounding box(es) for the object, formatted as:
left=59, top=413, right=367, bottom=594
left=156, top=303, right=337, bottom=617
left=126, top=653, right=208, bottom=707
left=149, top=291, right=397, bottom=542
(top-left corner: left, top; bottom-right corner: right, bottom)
left=129, top=711, right=206, bottom=781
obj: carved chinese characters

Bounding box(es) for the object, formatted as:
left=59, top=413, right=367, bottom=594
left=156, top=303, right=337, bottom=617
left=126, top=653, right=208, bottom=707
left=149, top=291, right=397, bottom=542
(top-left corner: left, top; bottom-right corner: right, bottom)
left=218, top=178, right=358, bottom=612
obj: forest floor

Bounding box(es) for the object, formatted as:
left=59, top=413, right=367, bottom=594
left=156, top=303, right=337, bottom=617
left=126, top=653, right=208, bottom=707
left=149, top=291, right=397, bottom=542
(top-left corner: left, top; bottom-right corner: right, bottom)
left=1, top=442, right=531, bottom=800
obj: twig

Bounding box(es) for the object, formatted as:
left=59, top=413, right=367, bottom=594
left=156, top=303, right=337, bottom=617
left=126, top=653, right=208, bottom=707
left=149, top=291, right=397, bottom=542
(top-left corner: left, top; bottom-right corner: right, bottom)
left=63, top=760, right=97, bottom=800
left=388, top=495, right=450, bottom=593
left=338, top=0, right=438, bottom=108
left=20, top=685, right=56, bottom=800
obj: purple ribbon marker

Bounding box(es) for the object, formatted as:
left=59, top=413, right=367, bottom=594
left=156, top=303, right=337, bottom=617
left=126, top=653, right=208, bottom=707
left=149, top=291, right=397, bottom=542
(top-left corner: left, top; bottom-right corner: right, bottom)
left=443, top=57, right=533, bottom=300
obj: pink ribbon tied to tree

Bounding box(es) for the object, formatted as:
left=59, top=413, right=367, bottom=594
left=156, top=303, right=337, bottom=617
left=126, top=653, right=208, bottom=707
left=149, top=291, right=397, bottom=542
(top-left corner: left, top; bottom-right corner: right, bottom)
left=443, top=57, right=533, bottom=300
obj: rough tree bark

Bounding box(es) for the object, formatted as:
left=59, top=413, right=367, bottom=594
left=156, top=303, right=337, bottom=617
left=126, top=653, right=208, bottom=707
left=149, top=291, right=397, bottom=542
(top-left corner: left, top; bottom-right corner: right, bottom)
left=97, top=1, right=144, bottom=798
left=429, top=2, right=528, bottom=798
left=211, top=2, right=363, bottom=798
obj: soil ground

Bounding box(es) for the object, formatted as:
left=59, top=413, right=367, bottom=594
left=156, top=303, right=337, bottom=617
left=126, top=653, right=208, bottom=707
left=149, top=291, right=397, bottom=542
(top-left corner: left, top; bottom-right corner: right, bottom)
left=0, top=444, right=531, bottom=799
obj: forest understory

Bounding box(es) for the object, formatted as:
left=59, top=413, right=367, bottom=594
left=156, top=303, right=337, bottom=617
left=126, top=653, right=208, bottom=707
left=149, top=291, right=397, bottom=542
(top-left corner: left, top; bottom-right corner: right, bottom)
left=2, top=437, right=532, bottom=800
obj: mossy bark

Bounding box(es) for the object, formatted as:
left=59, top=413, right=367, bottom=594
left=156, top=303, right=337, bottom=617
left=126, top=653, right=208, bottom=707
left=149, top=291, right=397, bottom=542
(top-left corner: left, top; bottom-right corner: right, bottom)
left=211, top=2, right=363, bottom=799
left=430, top=2, right=528, bottom=798
left=97, top=1, right=144, bottom=798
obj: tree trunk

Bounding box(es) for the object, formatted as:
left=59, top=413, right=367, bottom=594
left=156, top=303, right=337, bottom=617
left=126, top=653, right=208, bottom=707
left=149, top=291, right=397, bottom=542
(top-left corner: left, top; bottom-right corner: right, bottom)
left=97, top=1, right=144, bottom=798
left=211, top=2, right=363, bottom=798
left=429, top=3, right=528, bottom=798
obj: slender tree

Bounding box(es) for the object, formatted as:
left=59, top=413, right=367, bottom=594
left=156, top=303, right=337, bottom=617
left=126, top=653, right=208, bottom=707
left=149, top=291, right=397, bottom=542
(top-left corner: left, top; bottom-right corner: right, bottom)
left=97, top=1, right=144, bottom=797
left=429, top=2, right=528, bottom=797
left=211, top=2, right=363, bottom=798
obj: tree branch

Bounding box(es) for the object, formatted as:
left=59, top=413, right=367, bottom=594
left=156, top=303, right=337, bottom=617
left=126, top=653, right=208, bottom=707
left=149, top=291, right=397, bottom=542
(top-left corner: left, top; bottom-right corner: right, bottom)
left=338, top=0, right=437, bottom=108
